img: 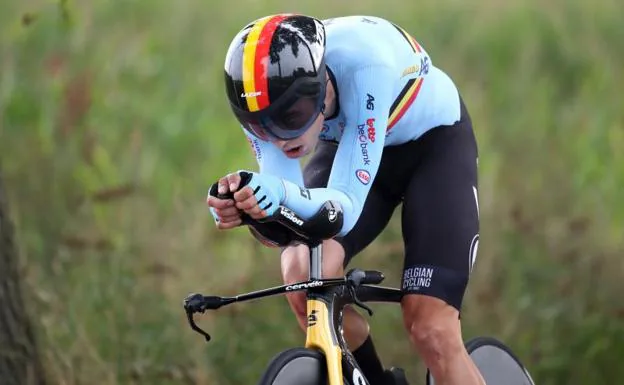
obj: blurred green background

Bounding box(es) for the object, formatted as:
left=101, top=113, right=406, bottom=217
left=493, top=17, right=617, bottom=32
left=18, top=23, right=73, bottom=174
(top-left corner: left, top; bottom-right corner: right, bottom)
left=1, top=0, right=623, bottom=384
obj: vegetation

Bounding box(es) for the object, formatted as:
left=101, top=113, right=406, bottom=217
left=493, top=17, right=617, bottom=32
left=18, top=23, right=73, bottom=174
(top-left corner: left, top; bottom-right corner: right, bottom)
left=1, top=0, right=622, bottom=384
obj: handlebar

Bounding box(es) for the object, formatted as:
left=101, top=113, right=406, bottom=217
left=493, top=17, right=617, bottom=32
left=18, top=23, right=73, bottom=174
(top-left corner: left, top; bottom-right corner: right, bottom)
left=183, top=268, right=388, bottom=342
left=208, top=171, right=344, bottom=246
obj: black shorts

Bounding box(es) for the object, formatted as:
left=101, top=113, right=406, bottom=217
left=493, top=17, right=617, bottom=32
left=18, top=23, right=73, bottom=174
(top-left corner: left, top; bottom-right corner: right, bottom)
left=303, top=99, right=479, bottom=311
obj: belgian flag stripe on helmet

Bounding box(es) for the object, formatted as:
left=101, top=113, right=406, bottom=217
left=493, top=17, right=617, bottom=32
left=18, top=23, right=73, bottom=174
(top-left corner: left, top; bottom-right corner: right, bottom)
left=242, top=14, right=291, bottom=112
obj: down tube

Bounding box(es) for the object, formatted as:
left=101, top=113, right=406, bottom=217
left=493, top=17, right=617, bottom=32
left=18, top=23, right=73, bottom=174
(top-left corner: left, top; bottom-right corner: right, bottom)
left=305, top=298, right=344, bottom=385
left=341, top=352, right=370, bottom=385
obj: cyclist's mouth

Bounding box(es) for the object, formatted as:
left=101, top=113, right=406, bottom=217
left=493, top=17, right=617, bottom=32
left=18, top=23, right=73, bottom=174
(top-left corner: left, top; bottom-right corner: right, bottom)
left=284, top=145, right=304, bottom=158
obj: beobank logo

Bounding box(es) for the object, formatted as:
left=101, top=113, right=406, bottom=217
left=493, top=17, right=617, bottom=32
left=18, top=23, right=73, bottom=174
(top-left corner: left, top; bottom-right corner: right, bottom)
left=355, top=169, right=371, bottom=185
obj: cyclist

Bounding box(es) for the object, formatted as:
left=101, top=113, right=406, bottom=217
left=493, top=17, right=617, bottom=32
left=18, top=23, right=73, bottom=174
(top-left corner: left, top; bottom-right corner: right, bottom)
left=207, top=14, right=485, bottom=385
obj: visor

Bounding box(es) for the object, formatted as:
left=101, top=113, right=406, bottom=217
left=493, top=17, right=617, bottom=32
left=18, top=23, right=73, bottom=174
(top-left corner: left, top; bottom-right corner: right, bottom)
left=233, top=68, right=327, bottom=141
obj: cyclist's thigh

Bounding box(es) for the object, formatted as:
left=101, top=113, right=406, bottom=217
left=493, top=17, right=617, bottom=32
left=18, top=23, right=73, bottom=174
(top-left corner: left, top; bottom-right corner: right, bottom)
left=303, top=141, right=400, bottom=266
left=400, top=99, right=479, bottom=311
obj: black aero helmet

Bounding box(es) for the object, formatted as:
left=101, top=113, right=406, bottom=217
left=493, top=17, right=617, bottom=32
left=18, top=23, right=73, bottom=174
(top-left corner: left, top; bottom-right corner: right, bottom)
left=224, top=14, right=327, bottom=141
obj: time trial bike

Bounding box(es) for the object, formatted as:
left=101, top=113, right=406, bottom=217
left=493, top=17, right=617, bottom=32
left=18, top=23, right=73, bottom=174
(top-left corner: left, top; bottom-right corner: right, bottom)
left=184, top=182, right=535, bottom=385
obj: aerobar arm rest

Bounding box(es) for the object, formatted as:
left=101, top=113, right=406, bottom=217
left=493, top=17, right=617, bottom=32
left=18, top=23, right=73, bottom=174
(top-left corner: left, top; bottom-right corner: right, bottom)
left=248, top=200, right=344, bottom=248
left=207, top=173, right=343, bottom=247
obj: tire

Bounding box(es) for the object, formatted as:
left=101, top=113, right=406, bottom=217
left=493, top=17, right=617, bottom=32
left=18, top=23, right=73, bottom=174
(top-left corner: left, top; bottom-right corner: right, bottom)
left=426, top=336, right=535, bottom=385
left=257, top=347, right=328, bottom=385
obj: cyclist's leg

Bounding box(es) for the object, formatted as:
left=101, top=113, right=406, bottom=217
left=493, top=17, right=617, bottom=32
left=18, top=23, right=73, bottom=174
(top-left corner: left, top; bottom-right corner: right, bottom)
left=399, top=99, right=485, bottom=385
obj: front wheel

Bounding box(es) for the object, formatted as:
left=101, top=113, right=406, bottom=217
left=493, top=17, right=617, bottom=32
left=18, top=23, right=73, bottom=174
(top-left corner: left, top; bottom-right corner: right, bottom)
left=426, top=336, right=536, bottom=385
left=257, top=347, right=327, bottom=385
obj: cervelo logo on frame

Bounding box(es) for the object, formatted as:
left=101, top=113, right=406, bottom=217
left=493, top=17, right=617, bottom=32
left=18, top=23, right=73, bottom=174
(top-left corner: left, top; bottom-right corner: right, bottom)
left=285, top=281, right=323, bottom=291
left=355, top=169, right=371, bottom=185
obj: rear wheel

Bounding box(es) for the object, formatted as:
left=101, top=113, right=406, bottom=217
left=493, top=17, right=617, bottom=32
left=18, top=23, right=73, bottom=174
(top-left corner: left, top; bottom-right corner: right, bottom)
left=426, top=336, right=535, bottom=385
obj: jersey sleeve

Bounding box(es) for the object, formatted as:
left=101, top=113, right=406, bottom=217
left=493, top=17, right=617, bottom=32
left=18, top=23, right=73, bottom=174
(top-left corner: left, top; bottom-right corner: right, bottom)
left=280, top=65, right=395, bottom=236
left=242, top=128, right=304, bottom=185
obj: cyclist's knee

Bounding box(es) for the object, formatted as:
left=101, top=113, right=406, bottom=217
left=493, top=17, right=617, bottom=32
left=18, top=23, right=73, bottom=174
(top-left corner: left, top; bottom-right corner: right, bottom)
left=281, top=244, right=310, bottom=284
left=401, top=295, right=465, bottom=369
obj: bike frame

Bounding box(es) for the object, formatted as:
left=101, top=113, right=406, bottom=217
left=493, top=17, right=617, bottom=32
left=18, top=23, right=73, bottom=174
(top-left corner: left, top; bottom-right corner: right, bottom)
left=304, top=243, right=403, bottom=385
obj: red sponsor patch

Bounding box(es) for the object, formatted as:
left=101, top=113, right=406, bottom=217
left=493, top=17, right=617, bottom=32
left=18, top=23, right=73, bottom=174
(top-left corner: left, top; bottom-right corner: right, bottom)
left=355, top=169, right=371, bottom=185
left=366, top=118, right=375, bottom=142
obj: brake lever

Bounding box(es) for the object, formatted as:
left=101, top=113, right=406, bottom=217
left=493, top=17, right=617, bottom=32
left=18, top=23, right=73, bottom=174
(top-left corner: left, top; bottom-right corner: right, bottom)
left=347, top=283, right=374, bottom=317
left=185, top=308, right=212, bottom=342
left=183, top=293, right=234, bottom=342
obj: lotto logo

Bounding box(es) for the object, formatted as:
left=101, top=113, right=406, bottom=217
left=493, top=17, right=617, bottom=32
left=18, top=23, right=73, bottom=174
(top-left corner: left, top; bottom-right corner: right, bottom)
left=366, top=118, right=375, bottom=142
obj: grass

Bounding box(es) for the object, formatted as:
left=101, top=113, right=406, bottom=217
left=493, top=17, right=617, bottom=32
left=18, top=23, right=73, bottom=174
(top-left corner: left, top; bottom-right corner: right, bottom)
left=1, top=0, right=623, bottom=384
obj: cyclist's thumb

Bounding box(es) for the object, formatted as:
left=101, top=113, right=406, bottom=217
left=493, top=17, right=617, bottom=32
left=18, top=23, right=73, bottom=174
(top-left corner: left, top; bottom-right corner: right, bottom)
left=226, top=172, right=242, bottom=191
left=230, top=171, right=254, bottom=191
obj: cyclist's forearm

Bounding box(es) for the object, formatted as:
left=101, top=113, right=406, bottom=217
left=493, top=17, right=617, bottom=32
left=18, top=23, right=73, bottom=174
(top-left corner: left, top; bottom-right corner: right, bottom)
left=281, top=179, right=358, bottom=236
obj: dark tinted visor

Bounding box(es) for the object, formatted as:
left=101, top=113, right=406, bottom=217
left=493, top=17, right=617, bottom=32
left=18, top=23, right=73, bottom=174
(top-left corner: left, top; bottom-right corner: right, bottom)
left=233, top=71, right=327, bottom=141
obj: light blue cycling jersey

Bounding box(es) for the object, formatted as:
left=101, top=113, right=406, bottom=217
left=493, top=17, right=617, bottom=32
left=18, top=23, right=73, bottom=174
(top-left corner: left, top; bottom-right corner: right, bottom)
left=243, top=16, right=462, bottom=236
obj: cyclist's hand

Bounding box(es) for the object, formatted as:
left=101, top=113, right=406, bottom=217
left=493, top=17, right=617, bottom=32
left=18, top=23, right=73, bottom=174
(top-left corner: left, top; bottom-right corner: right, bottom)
left=233, top=171, right=285, bottom=220
left=206, top=173, right=243, bottom=229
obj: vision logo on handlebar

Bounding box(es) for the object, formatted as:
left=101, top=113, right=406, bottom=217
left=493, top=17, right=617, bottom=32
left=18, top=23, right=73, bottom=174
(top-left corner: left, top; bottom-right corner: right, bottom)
left=280, top=207, right=304, bottom=226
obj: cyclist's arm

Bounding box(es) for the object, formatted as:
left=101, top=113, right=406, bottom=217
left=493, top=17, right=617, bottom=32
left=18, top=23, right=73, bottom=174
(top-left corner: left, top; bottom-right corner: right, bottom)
left=280, top=65, right=395, bottom=236
left=242, top=128, right=304, bottom=185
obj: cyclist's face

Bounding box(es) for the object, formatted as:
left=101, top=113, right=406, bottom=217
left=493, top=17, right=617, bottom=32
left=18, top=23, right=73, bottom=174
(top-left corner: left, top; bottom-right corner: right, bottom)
left=273, top=111, right=324, bottom=159
left=273, top=73, right=334, bottom=159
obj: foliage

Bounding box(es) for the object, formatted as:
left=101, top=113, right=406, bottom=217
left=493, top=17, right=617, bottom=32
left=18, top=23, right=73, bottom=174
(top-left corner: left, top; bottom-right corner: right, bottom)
left=1, top=0, right=622, bottom=384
